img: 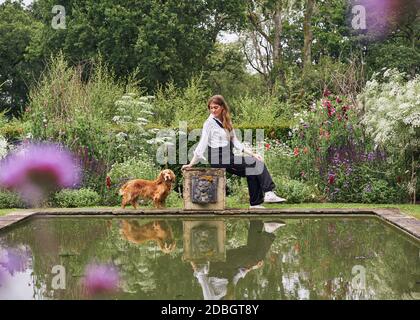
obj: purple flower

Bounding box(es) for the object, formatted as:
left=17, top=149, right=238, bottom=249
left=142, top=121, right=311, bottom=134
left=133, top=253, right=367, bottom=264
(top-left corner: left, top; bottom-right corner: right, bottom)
left=0, top=142, right=81, bottom=206
left=0, top=246, right=30, bottom=276
left=367, top=152, right=375, bottom=162
left=364, top=184, right=372, bottom=193
left=83, top=263, right=120, bottom=296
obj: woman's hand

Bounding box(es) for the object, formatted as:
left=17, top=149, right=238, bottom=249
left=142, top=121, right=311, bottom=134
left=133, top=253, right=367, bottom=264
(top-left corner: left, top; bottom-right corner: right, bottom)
left=181, top=164, right=193, bottom=170
left=253, top=153, right=264, bottom=162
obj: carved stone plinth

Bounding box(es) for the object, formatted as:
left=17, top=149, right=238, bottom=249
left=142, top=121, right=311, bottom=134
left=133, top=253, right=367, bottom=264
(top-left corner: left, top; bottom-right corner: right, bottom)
left=183, top=168, right=226, bottom=211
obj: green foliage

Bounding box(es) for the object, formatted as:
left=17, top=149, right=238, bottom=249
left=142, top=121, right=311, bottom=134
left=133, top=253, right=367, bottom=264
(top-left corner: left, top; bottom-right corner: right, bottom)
left=0, top=189, right=25, bottom=209
left=226, top=176, right=249, bottom=204
left=360, top=179, right=407, bottom=204
left=164, top=191, right=183, bottom=208
left=358, top=69, right=419, bottom=202
left=0, top=0, right=43, bottom=116
left=263, top=138, right=294, bottom=178
left=202, top=42, right=264, bottom=100
left=53, top=188, right=100, bottom=208
left=153, top=75, right=210, bottom=127
left=230, top=94, right=281, bottom=127
left=273, top=177, right=321, bottom=203
left=23, top=54, right=157, bottom=196
left=30, top=0, right=246, bottom=92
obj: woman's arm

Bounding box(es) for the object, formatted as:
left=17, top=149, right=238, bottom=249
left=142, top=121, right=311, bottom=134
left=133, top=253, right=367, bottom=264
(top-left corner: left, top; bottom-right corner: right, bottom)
left=231, top=129, right=264, bottom=161
left=182, top=121, right=211, bottom=170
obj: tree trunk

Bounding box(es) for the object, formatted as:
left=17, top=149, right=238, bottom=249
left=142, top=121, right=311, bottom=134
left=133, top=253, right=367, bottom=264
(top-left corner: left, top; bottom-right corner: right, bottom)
left=303, top=0, right=314, bottom=69
left=270, top=0, right=285, bottom=89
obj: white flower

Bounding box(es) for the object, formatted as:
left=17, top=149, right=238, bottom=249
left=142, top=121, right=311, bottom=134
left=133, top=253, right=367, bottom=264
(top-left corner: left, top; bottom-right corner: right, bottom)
left=115, top=132, right=128, bottom=141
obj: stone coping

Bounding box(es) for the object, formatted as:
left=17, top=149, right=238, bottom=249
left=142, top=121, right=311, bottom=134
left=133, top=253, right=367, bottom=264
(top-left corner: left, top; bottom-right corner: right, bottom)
left=0, top=207, right=419, bottom=241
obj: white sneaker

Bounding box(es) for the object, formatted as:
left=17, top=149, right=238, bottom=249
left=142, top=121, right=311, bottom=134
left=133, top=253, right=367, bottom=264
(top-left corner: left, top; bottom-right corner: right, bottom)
left=263, top=222, right=286, bottom=233
left=249, top=205, right=266, bottom=209
left=264, top=191, right=287, bottom=203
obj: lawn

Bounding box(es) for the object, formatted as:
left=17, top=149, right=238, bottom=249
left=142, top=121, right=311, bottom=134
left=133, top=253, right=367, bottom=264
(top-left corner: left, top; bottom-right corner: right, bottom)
left=1, top=201, right=419, bottom=219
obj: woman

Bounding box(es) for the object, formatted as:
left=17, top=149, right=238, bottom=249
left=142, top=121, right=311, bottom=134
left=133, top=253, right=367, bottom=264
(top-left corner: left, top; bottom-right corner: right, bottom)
left=181, top=95, right=286, bottom=208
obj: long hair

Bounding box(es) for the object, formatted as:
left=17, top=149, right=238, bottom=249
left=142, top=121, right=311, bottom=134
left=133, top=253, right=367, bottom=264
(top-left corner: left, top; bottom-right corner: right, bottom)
left=207, top=95, right=234, bottom=139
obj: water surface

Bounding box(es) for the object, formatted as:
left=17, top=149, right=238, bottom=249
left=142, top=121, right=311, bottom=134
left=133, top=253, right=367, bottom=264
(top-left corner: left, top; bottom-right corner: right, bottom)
left=0, top=216, right=418, bottom=300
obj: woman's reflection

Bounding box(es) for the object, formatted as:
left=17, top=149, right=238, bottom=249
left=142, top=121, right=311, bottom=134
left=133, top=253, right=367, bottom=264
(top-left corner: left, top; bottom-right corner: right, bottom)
left=191, top=220, right=285, bottom=300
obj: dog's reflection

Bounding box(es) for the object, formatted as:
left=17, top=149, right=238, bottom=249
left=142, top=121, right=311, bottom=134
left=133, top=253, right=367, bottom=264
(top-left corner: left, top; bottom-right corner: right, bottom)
left=119, top=220, right=176, bottom=254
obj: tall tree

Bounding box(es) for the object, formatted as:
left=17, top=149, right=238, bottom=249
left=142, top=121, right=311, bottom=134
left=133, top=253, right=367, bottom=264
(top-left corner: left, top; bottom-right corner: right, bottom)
left=0, top=0, right=43, bottom=116
left=29, top=0, right=247, bottom=91
left=302, top=0, right=314, bottom=69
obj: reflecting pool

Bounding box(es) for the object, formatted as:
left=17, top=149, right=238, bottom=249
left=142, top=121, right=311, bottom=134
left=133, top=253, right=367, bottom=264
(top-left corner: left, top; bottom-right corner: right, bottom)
left=0, top=216, right=419, bottom=300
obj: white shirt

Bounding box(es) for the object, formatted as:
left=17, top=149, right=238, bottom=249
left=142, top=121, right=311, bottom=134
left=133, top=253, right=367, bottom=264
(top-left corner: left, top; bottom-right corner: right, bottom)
left=193, top=263, right=228, bottom=300
left=192, top=114, right=246, bottom=163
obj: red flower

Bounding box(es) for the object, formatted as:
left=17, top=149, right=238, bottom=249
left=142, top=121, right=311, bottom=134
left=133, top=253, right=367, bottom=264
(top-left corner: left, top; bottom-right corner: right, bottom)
left=293, top=147, right=299, bottom=157
left=322, top=99, right=332, bottom=108
left=328, top=174, right=335, bottom=185
left=336, top=97, right=342, bottom=103
left=323, top=89, right=331, bottom=97
left=106, top=176, right=111, bottom=190
left=265, top=143, right=271, bottom=150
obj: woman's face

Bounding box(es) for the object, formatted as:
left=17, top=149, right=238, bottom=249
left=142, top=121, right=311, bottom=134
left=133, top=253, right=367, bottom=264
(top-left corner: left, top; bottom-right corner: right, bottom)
left=209, top=102, right=223, bottom=119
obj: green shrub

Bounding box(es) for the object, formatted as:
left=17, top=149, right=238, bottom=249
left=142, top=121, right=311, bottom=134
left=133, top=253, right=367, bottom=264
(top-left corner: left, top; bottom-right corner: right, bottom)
left=53, top=188, right=100, bottom=208
left=226, top=176, right=249, bottom=204
left=274, top=177, right=321, bottom=203
left=164, top=191, right=183, bottom=208
left=361, top=179, right=407, bottom=204
left=0, top=190, right=26, bottom=209
left=230, top=94, right=281, bottom=127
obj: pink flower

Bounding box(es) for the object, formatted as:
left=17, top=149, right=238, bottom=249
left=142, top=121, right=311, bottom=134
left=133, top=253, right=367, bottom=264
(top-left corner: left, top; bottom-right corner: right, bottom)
left=0, top=142, right=81, bottom=206
left=293, top=147, right=299, bottom=157
left=322, top=99, right=332, bottom=108
left=0, top=246, right=30, bottom=276
left=83, top=263, right=120, bottom=296
left=336, top=97, right=342, bottom=104
left=323, top=89, right=331, bottom=97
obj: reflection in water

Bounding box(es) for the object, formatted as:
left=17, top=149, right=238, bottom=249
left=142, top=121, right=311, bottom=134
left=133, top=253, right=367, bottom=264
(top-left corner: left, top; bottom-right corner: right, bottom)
left=119, top=220, right=176, bottom=254
left=190, top=220, right=285, bottom=300
left=0, top=217, right=419, bottom=300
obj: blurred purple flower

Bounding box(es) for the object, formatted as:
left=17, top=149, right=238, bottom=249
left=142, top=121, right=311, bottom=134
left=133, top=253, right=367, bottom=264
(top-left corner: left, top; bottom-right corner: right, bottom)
left=83, top=263, right=120, bottom=296
left=0, top=142, right=81, bottom=206
left=364, top=184, right=372, bottom=193
left=367, top=152, right=375, bottom=162
left=0, top=246, right=30, bottom=276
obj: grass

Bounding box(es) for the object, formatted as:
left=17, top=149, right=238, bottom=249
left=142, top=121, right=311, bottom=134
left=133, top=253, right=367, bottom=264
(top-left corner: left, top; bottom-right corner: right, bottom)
left=226, top=199, right=420, bottom=219
left=1, top=200, right=418, bottom=219
left=0, top=208, right=24, bottom=216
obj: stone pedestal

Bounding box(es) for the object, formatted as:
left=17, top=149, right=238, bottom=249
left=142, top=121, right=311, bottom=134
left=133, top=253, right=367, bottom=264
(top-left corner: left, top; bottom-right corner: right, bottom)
left=183, top=168, right=226, bottom=211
